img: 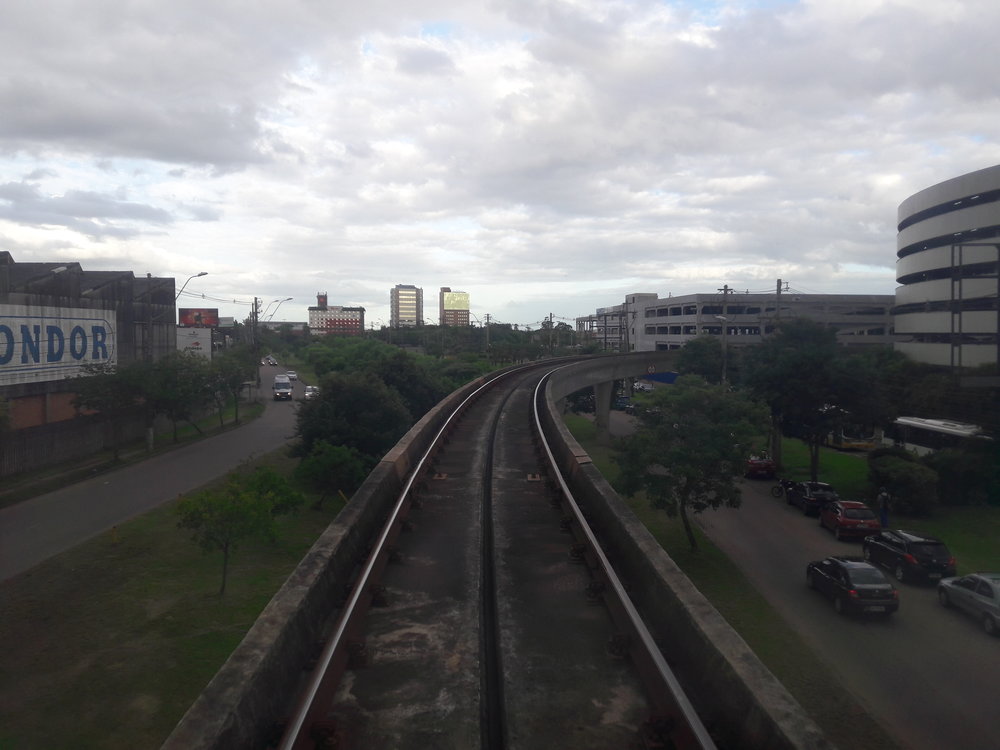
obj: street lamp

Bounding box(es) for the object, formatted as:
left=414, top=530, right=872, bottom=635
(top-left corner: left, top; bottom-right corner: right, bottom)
left=267, top=297, right=293, bottom=322
left=175, top=271, right=208, bottom=300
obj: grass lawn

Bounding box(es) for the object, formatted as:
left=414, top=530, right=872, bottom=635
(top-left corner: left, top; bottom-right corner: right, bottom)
left=0, top=449, right=344, bottom=750
left=780, top=437, right=1000, bottom=573
left=564, top=414, right=900, bottom=750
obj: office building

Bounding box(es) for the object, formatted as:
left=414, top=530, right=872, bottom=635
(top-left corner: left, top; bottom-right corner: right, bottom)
left=390, top=284, right=422, bottom=328
left=439, top=287, right=470, bottom=327
left=577, top=289, right=895, bottom=353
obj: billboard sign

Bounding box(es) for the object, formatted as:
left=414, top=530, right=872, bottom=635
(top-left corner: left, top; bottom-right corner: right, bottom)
left=178, top=308, right=219, bottom=327
left=442, top=291, right=469, bottom=310
left=177, top=327, right=212, bottom=360
left=0, top=304, right=117, bottom=386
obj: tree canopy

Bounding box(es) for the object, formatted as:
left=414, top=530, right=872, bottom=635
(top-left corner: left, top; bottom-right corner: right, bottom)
left=614, top=375, right=769, bottom=550
left=176, top=465, right=304, bottom=595
left=294, top=371, right=414, bottom=460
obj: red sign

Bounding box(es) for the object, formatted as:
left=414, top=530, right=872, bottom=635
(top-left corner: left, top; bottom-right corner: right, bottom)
left=178, top=308, right=219, bottom=327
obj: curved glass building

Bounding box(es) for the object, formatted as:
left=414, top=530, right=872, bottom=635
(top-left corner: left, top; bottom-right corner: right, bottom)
left=896, top=165, right=1000, bottom=368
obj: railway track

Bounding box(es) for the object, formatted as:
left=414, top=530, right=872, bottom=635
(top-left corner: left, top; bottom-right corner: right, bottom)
left=275, top=363, right=715, bottom=750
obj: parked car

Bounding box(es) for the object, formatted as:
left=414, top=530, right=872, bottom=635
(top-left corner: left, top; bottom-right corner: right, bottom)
left=819, top=500, right=881, bottom=540
left=285, top=370, right=298, bottom=381
left=302, top=385, right=320, bottom=401
left=938, top=573, right=1000, bottom=636
left=787, top=481, right=840, bottom=516
left=862, top=529, right=957, bottom=583
left=745, top=452, right=776, bottom=479
left=806, top=556, right=899, bottom=616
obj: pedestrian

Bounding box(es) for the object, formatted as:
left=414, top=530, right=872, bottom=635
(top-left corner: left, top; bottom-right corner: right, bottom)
left=877, top=487, right=890, bottom=527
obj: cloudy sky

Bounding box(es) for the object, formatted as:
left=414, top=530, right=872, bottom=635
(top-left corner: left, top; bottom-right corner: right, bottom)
left=2, top=0, right=999, bottom=329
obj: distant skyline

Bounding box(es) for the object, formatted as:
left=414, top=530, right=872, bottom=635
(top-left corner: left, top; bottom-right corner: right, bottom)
left=3, top=1, right=1000, bottom=327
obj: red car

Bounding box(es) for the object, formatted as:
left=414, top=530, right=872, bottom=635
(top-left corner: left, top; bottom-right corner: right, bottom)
left=744, top=453, right=776, bottom=479
left=819, top=501, right=881, bottom=540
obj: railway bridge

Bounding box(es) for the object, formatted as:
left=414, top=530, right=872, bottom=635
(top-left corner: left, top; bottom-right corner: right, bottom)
left=162, top=352, right=829, bottom=750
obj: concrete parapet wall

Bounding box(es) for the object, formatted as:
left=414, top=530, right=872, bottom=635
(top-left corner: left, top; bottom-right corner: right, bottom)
left=161, top=375, right=490, bottom=749
left=540, top=358, right=833, bottom=749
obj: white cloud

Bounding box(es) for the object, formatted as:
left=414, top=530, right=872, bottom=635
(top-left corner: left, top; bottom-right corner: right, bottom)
left=2, top=0, right=999, bottom=326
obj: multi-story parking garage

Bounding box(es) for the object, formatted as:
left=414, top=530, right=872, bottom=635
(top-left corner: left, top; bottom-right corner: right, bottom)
left=895, top=164, right=1000, bottom=368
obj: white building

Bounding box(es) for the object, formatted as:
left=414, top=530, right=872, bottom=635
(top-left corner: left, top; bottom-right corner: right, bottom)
left=578, top=288, right=895, bottom=353
left=895, top=164, right=1000, bottom=368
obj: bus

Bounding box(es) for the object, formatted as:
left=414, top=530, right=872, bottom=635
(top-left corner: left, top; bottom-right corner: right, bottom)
left=829, top=423, right=879, bottom=451
left=883, top=416, right=990, bottom=456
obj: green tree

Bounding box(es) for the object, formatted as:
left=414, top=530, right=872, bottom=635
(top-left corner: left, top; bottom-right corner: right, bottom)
left=210, top=347, right=256, bottom=426
left=144, top=352, right=214, bottom=442
left=675, top=335, right=725, bottom=384
left=743, top=319, right=871, bottom=481
left=295, top=440, right=372, bottom=508
left=294, top=372, right=413, bottom=460
left=176, top=465, right=304, bottom=595
left=613, top=375, right=769, bottom=550
left=72, top=362, right=144, bottom=460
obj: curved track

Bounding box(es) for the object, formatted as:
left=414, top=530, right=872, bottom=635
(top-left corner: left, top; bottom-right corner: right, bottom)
left=275, top=364, right=715, bottom=750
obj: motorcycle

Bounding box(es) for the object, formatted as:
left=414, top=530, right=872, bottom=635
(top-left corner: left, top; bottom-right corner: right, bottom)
left=770, top=478, right=797, bottom=498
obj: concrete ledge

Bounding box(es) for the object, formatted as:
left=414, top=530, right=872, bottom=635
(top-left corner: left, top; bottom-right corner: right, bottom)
left=541, top=360, right=833, bottom=749
left=161, top=375, right=489, bottom=749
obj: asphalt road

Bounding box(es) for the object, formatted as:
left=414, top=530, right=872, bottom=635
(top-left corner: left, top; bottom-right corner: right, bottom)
left=599, top=408, right=998, bottom=750
left=0, top=367, right=301, bottom=582
left=698, top=482, right=1000, bottom=750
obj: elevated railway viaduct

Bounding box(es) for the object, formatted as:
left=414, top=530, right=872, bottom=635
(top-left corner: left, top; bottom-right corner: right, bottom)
left=162, top=352, right=828, bottom=750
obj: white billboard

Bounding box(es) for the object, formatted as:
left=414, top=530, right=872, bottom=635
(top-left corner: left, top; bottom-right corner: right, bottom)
left=177, top=326, right=212, bottom=359
left=442, top=291, right=469, bottom=310
left=0, top=304, right=117, bottom=386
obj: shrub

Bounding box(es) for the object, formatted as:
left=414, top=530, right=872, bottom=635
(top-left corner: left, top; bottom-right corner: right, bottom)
left=868, top=455, right=939, bottom=516
left=923, top=444, right=1000, bottom=506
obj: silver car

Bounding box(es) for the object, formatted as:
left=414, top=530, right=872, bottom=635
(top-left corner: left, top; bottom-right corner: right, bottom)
left=938, top=573, right=1000, bottom=636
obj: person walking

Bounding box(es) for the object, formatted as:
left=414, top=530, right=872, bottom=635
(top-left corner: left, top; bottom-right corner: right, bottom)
left=877, top=487, right=890, bottom=528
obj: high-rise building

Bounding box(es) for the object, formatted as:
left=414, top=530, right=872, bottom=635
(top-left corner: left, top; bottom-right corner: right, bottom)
left=308, top=292, right=365, bottom=336
left=439, top=287, right=470, bottom=327
left=390, top=284, right=422, bottom=328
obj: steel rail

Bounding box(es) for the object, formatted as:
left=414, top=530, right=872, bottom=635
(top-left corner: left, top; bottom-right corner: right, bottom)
left=277, top=367, right=526, bottom=749
left=531, top=368, right=718, bottom=750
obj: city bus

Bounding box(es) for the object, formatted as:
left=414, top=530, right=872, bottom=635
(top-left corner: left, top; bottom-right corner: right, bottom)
left=829, top=424, right=879, bottom=451
left=883, top=416, right=990, bottom=456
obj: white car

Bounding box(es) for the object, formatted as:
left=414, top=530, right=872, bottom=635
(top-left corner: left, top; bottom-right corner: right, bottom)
left=303, top=385, right=320, bottom=401
left=285, top=370, right=297, bottom=380
left=938, top=573, right=1000, bottom=636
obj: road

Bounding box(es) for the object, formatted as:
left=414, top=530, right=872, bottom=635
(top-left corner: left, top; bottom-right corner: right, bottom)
left=0, top=367, right=301, bottom=582
left=602, top=409, right=998, bottom=750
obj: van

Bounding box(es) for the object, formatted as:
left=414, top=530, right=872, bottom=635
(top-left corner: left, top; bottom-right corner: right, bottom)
left=273, top=374, right=293, bottom=401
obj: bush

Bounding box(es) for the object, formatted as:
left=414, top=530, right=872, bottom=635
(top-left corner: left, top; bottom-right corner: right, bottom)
left=923, top=444, right=1000, bottom=506
left=868, top=455, right=939, bottom=516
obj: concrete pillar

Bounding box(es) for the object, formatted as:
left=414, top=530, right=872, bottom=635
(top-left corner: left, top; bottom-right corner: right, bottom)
left=593, top=380, right=613, bottom=445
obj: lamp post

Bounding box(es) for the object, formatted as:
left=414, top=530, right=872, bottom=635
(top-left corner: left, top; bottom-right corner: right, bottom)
left=175, top=271, right=208, bottom=301
left=267, top=297, right=293, bottom=322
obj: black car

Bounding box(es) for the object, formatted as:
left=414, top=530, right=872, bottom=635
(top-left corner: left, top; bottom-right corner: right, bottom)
left=787, top=481, right=840, bottom=516
left=862, top=530, right=957, bottom=584
left=806, top=556, right=899, bottom=616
